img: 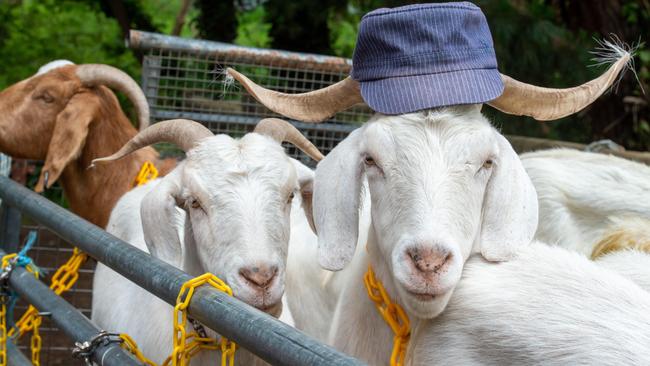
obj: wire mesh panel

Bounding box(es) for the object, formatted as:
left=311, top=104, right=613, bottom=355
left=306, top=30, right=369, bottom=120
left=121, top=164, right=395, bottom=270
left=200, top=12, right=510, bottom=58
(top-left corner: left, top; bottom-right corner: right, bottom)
left=13, top=221, right=91, bottom=366
left=131, top=30, right=373, bottom=165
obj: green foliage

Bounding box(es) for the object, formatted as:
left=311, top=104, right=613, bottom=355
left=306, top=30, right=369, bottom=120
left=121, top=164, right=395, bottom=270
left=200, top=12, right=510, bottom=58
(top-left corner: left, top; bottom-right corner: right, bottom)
left=140, top=0, right=198, bottom=37
left=0, top=0, right=139, bottom=89
left=328, top=3, right=362, bottom=57
left=235, top=6, right=273, bottom=48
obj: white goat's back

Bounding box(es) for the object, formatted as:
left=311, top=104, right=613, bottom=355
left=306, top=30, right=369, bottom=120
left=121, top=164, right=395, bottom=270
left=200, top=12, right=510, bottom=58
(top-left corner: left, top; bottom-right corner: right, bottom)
left=409, top=242, right=650, bottom=366
left=522, top=149, right=650, bottom=256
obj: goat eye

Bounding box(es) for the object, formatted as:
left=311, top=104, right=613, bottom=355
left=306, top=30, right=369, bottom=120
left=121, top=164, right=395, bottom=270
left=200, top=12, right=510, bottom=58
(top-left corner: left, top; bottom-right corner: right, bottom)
left=190, top=199, right=201, bottom=209
left=363, top=155, right=376, bottom=166
left=287, top=192, right=295, bottom=203
left=482, top=159, right=494, bottom=169
left=36, top=91, right=54, bottom=103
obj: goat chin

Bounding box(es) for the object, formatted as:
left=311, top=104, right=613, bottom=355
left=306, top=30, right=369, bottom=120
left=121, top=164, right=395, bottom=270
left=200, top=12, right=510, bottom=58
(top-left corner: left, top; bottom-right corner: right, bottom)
left=408, top=242, right=650, bottom=366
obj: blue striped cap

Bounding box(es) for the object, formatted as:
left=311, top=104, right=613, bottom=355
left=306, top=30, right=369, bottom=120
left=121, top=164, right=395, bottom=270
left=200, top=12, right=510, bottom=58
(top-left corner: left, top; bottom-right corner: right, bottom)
left=351, top=2, right=504, bottom=115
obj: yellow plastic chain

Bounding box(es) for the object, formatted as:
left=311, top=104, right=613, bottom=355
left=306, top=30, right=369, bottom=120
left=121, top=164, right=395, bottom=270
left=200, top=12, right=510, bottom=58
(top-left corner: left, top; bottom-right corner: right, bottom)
left=9, top=248, right=88, bottom=338
left=0, top=253, right=39, bottom=366
left=30, top=315, right=41, bottom=366
left=172, top=273, right=236, bottom=366
left=119, top=273, right=236, bottom=366
left=119, top=333, right=157, bottom=366
left=132, top=161, right=159, bottom=187
left=364, top=265, right=411, bottom=366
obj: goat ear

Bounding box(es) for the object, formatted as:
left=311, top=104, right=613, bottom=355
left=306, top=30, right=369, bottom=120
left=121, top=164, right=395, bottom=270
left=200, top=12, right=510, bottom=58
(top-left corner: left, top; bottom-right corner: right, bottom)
left=35, top=93, right=98, bottom=192
left=290, top=158, right=316, bottom=233
left=141, top=167, right=184, bottom=267
left=314, top=128, right=364, bottom=271
left=480, top=134, right=538, bottom=261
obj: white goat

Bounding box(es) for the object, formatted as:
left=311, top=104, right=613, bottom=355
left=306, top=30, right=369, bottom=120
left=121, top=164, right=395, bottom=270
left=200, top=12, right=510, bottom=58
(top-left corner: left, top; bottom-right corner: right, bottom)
left=408, top=242, right=650, bottom=366
left=227, top=45, right=632, bottom=364
left=91, top=118, right=320, bottom=365
left=522, top=149, right=650, bottom=256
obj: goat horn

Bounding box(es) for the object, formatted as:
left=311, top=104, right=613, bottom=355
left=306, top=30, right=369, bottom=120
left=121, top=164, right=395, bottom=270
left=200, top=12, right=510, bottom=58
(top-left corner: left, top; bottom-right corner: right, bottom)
left=76, top=64, right=151, bottom=130
left=227, top=68, right=363, bottom=123
left=254, top=118, right=325, bottom=161
left=90, top=119, right=213, bottom=166
left=488, top=52, right=630, bottom=120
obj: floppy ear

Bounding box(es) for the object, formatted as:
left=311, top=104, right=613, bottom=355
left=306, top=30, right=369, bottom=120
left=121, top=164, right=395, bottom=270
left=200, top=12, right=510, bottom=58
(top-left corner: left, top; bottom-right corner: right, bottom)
left=35, top=93, right=99, bottom=192
left=290, top=158, right=316, bottom=233
left=141, top=166, right=185, bottom=267
left=480, top=133, right=538, bottom=261
left=314, top=128, right=364, bottom=271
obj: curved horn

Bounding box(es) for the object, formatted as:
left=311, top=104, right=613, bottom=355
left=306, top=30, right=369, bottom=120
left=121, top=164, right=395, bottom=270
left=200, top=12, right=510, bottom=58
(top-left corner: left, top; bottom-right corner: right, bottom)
left=254, top=118, right=324, bottom=161
left=227, top=68, right=363, bottom=123
left=488, top=52, right=630, bottom=121
left=76, top=64, right=151, bottom=130
left=91, top=119, right=212, bottom=166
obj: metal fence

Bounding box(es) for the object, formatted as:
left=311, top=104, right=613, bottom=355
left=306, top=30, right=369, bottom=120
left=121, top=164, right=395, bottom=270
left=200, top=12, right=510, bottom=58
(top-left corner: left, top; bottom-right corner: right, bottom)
left=6, top=29, right=650, bottom=366
left=2, top=32, right=373, bottom=365
left=129, top=30, right=371, bottom=165
left=0, top=175, right=364, bottom=366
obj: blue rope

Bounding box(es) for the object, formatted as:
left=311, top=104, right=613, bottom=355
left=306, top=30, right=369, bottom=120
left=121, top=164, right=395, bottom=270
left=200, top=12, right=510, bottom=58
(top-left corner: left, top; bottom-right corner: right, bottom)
left=6, top=230, right=41, bottom=331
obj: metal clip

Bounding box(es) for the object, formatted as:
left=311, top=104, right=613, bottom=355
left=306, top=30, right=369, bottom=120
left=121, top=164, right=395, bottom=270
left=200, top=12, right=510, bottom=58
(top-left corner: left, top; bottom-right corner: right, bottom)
left=188, top=316, right=208, bottom=338
left=71, top=330, right=123, bottom=365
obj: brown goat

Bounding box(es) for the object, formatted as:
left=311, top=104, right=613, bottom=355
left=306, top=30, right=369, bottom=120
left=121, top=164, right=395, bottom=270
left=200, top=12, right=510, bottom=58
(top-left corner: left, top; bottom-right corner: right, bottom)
left=0, top=63, right=175, bottom=227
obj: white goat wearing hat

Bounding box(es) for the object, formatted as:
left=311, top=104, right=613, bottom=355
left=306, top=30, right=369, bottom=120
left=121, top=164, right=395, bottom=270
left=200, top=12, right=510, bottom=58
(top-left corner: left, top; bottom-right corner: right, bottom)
left=227, top=40, right=636, bottom=364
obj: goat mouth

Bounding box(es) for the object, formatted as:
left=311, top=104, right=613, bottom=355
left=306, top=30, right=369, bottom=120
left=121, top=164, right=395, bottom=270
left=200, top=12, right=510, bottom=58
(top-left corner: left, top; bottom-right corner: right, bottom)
left=406, top=290, right=436, bottom=301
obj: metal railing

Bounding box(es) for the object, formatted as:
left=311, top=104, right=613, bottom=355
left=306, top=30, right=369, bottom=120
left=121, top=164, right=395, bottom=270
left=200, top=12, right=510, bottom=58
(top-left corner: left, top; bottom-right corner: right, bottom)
left=0, top=175, right=365, bottom=366
left=129, top=30, right=370, bottom=165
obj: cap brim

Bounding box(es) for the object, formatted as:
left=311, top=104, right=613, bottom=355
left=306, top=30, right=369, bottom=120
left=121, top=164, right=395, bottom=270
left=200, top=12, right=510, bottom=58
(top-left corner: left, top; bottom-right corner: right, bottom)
left=359, top=68, right=504, bottom=115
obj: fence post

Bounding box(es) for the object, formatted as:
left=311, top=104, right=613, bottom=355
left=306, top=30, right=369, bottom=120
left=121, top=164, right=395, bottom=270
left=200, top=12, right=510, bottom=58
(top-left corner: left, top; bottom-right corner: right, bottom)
left=0, top=202, right=21, bottom=254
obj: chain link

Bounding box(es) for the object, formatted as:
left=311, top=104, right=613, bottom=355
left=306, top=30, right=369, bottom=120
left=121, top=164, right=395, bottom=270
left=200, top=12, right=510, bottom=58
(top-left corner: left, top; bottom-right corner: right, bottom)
left=364, top=265, right=411, bottom=366
left=132, top=161, right=159, bottom=187
left=173, top=273, right=236, bottom=366
left=118, top=273, right=236, bottom=366
left=9, top=248, right=88, bottom=339
left=0, top=253, right=39, bottom=366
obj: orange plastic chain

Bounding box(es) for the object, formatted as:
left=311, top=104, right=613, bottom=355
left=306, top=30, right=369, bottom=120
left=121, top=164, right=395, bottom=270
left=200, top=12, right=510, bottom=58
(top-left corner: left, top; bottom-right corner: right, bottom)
left=132, top=161, right=159, bottom=187
left=364, top=265, right=411, bottom=366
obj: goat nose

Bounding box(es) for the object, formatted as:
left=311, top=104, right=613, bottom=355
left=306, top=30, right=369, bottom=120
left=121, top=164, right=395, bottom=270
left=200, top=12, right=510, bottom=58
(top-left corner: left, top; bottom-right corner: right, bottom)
left=239, top=264, right=278, bottom=288
left=407, top=247, right=452, bottom=274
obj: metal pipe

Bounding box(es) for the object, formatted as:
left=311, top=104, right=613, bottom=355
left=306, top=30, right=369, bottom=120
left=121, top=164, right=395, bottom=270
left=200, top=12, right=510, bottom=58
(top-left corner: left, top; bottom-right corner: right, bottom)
left=7, top=341, right=31, bottom=366
left=0, top=248, right=142, bottom=366
left=0, top=203, right=21, bottom=253
left=0, top=176, right=365, bottom=366
left=129, top=30, right=352, bottom=73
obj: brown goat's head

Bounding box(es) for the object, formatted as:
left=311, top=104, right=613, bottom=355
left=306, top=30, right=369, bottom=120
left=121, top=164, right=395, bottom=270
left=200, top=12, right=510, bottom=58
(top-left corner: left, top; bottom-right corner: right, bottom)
left=0, top=62, right=149, bottom=192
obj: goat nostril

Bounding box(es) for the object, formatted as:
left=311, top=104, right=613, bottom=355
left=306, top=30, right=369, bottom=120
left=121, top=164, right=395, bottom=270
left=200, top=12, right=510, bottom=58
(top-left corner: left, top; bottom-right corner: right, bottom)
left=408, top=248, right=452, bottom=274
left=239, top=265, right=278, bottom=288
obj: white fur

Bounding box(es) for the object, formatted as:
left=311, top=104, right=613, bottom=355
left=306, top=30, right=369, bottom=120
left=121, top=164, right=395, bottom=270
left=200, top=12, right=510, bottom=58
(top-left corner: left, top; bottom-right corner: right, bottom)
left=409, top=242, right=650, bottom=365
left=92, top=132, right=314, bottom=365
left=284, top=106, right=539, bottom=363
left=522, top=149, right=650, bottom=256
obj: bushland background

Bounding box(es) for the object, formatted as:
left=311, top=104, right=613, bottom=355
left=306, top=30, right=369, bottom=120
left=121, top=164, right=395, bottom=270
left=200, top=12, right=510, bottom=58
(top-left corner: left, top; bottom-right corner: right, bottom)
left=1, top=0, right=648, bottom=150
